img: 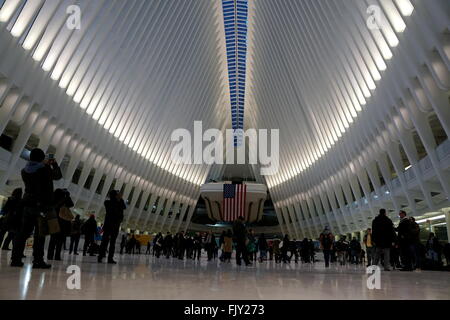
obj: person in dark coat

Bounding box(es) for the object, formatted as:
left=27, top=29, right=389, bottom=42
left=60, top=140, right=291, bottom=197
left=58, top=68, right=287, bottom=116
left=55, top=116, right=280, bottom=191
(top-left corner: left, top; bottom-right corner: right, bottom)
left=120, top=234, right=127, bottom=254
left=336, top=236, right=349, bottom=265
left=257, top=233, right=268, bottom=262
left=268, top=241, right=273, bottom=261
left=349, top=237, right=361, bottom=264
left=409, top=217, right=421, bottom=270
left=372, top=208, right=396, bottom=271
left=48, top=189, right=74, bottom=261
left=300, top=238, right=310, bottom=263
left=135, top=239, right=141, bottom=254
left=205, top=231, right=216, bottom=261
left=288, top=239, right=298, bottom=263
left=154, top=232, right=163, bottom=258
left=11, top=148, right=62, bottom=268
left=232, top=216, right=251, bottom=266
left=171, top=233, right=178, bottom=257
left=219, top=231, right=226, bottom=261
left=82, top=214, right=98, bottom=256
left=185, top=236, right=194, bottom=259
left=319, top=227, right=334, bottom=267
left=69, top=214, right=82, bottom=255
left=247, top=230, right=258, bottom=262
left=281, top=234, right=291, bottom=263
left=0, top=188, right=23, bottom=251
left=146, top=240, right=151, bottom=254
left=177, top=231, right=187, bottom=260
left=396, top=210, right=414, bottom=271
left=163, top=232, right=173, bottom=258
left=308, top=240, right=316, bottom=263
left=443, top=243, right=450, bottom=267
left=193, top=232, right=202, bottom=260
left=426, top=233, right=442, bottom=266
left=98, top=190, right=126, bottom=264
left=127, top=234, right=137, bottom=254
left=0, top=216, right=5, bottom=248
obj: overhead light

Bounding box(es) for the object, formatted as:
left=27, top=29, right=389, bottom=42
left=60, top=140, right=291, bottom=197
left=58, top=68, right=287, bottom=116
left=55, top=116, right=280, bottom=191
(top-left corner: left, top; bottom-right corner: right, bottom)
left=416, top=215, right=445, bottom=224
left=394, top=0, right=414, bottom=17
left=432, top=222, right=446, bottom=227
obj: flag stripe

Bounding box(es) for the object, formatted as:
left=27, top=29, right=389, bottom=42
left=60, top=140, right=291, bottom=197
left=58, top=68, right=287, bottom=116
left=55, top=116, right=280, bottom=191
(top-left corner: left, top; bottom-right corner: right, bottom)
left=223, top=184, right=247, bottom=222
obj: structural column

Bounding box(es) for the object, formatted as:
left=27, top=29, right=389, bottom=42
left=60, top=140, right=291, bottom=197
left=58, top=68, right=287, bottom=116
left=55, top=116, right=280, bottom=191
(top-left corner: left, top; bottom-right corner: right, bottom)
left=445, top=210, right=450, bottom=243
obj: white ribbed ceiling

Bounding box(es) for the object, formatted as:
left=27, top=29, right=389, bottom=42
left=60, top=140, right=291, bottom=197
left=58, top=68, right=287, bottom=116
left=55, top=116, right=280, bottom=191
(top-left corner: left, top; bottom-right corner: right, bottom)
left=1, top=0, right=229, bottom=187
left=0, top=0, right=449, bottom=236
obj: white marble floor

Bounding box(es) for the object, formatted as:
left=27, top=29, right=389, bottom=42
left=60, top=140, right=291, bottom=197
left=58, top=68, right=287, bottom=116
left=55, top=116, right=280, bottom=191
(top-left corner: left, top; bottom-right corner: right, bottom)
left=0, top=249, right=449, bottom=300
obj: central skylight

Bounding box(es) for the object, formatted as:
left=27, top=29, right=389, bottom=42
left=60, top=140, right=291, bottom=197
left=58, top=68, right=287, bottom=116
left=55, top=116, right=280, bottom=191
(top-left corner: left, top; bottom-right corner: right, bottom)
left=222, top=0, right=248, bottom=147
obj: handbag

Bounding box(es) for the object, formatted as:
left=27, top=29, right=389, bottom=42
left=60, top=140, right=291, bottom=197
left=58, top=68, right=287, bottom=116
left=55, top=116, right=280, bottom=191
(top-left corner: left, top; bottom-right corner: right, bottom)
left=46, top=210, right=61, bottom=235
left=59, top=206, right=74, bottom=221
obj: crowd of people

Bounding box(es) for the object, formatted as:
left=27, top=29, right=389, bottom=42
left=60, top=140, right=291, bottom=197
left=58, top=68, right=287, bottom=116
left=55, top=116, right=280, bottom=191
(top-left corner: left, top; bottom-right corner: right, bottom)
left=0, top=148, right=127, bottom=268
left=116, top=221, right=321, bottom=267
left=319, top=209, right=450, bottom=271
left=0, top=148, right=449, bottom=271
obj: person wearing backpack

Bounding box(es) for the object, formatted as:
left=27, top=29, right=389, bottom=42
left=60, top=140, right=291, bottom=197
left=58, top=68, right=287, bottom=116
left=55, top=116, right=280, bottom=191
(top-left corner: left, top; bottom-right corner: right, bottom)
left=319, top=227, right=334, bottom=268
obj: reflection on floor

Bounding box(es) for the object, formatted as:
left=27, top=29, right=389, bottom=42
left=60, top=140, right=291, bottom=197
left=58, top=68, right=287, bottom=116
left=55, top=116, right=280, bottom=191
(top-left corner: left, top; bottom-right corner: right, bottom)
left=0, top=249, right=449, bottom=300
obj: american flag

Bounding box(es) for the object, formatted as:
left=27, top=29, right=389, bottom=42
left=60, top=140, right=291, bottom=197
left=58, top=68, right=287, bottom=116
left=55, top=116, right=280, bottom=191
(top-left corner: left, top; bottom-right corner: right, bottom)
left=223, top=184, right=247, bottom=222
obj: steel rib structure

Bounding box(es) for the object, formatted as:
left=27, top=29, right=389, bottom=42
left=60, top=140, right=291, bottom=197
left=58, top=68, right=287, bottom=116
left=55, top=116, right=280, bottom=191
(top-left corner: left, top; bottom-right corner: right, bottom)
left=0, top=0, right=449, bottom=237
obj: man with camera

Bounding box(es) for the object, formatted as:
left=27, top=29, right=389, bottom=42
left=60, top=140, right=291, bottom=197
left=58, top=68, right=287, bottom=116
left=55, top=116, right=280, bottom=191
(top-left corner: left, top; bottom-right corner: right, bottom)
left=11, top=149, right=62, bottom=268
